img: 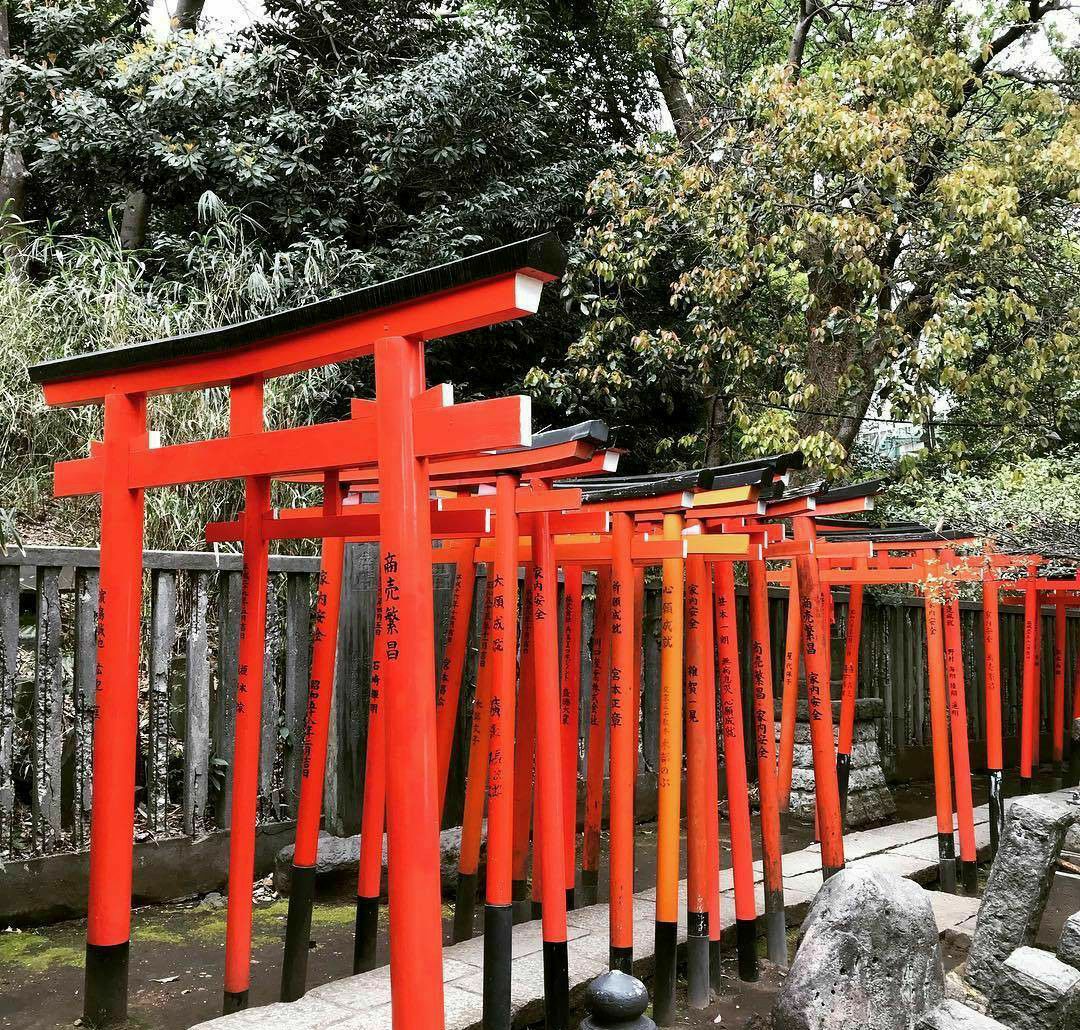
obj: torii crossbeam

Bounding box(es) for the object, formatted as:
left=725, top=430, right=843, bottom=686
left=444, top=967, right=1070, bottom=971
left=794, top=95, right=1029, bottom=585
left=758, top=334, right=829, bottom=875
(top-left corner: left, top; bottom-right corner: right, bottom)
left=30, top=234, right=566, bottom=1030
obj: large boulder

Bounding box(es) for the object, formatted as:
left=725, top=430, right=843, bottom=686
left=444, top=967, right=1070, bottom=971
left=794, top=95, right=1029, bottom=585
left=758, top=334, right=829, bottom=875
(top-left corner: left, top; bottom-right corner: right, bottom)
left=967, top=796, right=1075, bottom=994
left=988, top=946, right=1080, bottom=1030
left=1060, top=912, right=1080, bottom=971
left=273, top=824, right=482, bottom=896
left=772, top=867, right=944, bottom=1030
left=915, top=1000, right=1009, bottom=1030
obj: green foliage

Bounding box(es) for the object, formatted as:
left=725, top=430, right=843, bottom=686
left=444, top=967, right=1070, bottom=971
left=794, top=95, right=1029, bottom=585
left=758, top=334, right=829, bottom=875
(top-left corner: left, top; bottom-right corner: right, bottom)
left=0, top=195, right=352, bottom=549
left=529, top=2, right=1080, bottom=473
left=1, top=0, right=1078, bottom=547
left=883, top=453, right=1080, bottom=572
left=7, top=1, right=649, bottom=262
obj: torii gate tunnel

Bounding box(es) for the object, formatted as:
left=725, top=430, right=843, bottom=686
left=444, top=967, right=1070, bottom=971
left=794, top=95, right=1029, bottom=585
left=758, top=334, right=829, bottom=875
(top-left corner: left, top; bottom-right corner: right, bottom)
left=30, top=234, right=566, bottom=1030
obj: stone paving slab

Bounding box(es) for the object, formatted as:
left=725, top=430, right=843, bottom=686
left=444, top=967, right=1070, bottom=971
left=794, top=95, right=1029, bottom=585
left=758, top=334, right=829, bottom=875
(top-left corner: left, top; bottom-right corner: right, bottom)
left=925, top=889, right=980, bottom=933
left=191, top=787, right=1078, bottom=1030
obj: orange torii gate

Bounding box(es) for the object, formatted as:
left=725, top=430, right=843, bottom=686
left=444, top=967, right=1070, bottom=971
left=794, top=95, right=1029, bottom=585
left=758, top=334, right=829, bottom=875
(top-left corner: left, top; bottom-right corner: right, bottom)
left=30, top=235, right=567, bottom=1030
left=998, top=570, right=1080, bottom=783
left=689, top=471, right=879, bottom=966
left=575, top=468, right=767, bottom=1022
left=466, top=458, right=778, bottom=1023
left=623, top=456, right=802, bottom=993
left=202, top=420, right=617, bottom=1012
left=803, top=530, right=1042, bottom=885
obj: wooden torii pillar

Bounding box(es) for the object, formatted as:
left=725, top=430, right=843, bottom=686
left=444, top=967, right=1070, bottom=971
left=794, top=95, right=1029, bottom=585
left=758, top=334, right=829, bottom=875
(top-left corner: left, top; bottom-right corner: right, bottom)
left=809, top=530, right=1031, bottom=890
left=215, top=424, right=617, bottom=1028
left=30, top=234, right=566, bottom=1030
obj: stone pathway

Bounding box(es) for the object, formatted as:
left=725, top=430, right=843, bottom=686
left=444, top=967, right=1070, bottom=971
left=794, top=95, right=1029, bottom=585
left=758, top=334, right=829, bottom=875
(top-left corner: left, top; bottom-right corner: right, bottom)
left=191, top=788, right=1077, bottom=1030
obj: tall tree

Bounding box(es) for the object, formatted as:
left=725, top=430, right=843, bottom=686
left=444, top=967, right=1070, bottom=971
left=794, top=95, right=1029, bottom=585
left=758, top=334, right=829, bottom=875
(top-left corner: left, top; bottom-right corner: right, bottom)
left=530, top=0, right=1080, bottom=472
left=0, top=0, right=27, bottom=255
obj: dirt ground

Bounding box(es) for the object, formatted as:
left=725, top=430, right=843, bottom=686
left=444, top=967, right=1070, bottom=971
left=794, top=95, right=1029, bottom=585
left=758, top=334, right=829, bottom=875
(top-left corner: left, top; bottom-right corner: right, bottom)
left=0, top=771, right=1072, bottom=1030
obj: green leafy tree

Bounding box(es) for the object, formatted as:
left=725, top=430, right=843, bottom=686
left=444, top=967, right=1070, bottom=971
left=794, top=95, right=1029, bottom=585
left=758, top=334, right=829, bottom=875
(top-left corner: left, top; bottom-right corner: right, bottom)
left=529, top=1, right=1080, bottom=473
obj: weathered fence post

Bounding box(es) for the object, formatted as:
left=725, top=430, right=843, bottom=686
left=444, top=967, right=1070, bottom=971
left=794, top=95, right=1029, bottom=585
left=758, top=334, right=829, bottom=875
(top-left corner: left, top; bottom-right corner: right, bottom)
left=72, top=567, right=99, bottom=847
left=282, top=570, right=312, bottom=815
left=0, top=564, right=18, bottom=853
left=184, top=571, right=211, bottom=836
left=215, top=569, right=242, bottom=826
left=148, top=569, right=178, bottom=834
left=259, top=575, right=282, bottom=817
left=32, top=566, right=62, bottom=851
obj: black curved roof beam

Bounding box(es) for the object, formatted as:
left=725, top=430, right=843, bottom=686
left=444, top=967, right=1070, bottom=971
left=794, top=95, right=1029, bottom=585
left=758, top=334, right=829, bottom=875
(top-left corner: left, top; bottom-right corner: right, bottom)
left=525, top=420, right=610, bottom=450
left=812, top=517, right=927, bottom=532
left=30, top=233, right=567, bottom=385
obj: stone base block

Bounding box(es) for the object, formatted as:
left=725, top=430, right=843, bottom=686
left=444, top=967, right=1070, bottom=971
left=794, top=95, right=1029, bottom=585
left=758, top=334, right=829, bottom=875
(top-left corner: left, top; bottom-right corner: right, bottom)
left=989, top=946, right=1080, bottom=1030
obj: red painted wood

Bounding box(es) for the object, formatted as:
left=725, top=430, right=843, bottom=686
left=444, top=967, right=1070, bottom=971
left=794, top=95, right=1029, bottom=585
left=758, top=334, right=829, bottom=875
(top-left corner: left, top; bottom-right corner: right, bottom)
left=943, top=596, right=977, bottom=867
left=292, top=530, right=345, bottom=866
left=560, top=566, right=583, bottom=895
left=581, top=567, right=611, bottom=889
left=608, top=513, right=636, bottom=956
left=485, top=474, right=520, bottom=908
left=436, top=554, right=479, bottom=817
left=714, top=562, right=756, bottom=921
left=224, top=378, right=272, bottom=998
left=373, top=335, right=444, bottom=1030
left=43, top=273, right=547, bottom=406
left=86, top=393, right=147, bottom=948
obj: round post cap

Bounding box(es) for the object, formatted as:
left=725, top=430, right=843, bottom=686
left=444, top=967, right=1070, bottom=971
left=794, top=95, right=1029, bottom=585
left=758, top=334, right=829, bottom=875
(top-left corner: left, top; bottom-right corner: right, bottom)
left=580, top=970, right=656, bottom=1029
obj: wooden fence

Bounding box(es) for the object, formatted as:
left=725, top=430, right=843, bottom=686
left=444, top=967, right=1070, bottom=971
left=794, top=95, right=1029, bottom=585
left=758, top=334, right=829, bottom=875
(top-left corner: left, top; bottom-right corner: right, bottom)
left=1, top=545, right=1078, bottom=862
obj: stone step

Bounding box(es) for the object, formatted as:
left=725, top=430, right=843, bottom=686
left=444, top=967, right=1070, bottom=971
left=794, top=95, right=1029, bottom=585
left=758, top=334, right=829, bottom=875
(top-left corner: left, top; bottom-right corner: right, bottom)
left=189, top=786, right=1080, bottom=1030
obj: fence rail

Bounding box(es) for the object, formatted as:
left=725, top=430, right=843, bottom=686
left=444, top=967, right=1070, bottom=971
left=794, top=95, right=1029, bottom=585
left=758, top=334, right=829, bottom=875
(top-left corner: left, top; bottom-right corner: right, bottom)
left=1, top=544, right=1077, bottom=862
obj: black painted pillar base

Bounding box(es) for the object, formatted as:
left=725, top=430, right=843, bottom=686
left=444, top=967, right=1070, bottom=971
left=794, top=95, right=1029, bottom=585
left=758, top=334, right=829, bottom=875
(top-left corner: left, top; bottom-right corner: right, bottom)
left=709, top=940, right=722, bottom=993
left=960, top=860, right=978, bottom=894
left=822, top=862, right=844, bottom=882
left=610, top=945, right=632, bottom=975
left=687, top=911, right=710, bottom=1009
left=836, top=751, right=851, bottom=831
left=280, top=864, right=316, bottom=1001
left=84, top=941, right=129, bottom=1028
left=765, top=888, right=788, bottom=967
left=938, top=833, right=957, bottom=893
left=531, top=900, right=543, bottom=921
left=353, top=895, right=379, bottom=975
left=988, top=770, right=1004, bottom=860
left=566, top=887, right=575, bottom=913
left=453, top=871, right=478, bottom=943
left=652, top=920, right=677, bottom=1026
left=579, top=868, right=599, bottom=908
left=222, top=989, right=248, bottom=1015
left=736, top=918, right=758, bottom=983
left=1071, top=720, right=1080, bottom=787
left=511, top=879, right=530, bottom=924
left=542, top=939, right=569, bottom=1030
left=483, top=904, right=513, bottom=1030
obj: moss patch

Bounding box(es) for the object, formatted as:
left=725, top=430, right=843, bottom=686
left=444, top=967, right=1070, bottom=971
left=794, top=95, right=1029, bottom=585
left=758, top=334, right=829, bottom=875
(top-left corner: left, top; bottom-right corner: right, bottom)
left=0, top=930, right=84, bottom=973
left=309, top=904, right=358, bottom=929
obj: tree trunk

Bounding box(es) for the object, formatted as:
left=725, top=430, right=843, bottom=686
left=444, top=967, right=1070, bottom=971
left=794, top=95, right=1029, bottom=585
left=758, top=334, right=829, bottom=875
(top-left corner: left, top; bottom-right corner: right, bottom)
left=0, top=0, right=27, bottom=259
left=648, top=6, right=696, bottom=143
left=174, top=0, right=206, bottom=32
left=119, top=189, right=151, bottom=251
left=702, top=391, right=730, bottom=466
left=116, top=0, right=203, bottom=249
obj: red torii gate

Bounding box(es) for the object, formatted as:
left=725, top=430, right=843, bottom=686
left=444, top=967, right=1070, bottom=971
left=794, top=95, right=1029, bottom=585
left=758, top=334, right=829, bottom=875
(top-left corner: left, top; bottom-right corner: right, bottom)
left=804, top=530, right=1045, bottom=881
left=30, top=234, right=566, bottom=1030
left=203, top=421, right=617, bottom=1008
